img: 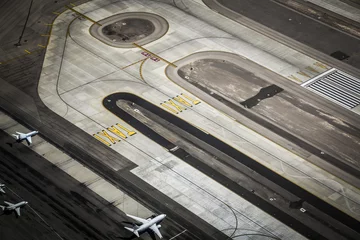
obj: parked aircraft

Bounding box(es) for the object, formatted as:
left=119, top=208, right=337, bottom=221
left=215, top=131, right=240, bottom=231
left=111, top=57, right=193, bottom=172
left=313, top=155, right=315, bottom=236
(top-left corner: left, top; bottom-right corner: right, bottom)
left=0, top=201, right=28, bottom=217
left=0, top=184, right=5, bottom=194
left=124, top=213, right=166, bottom=239
left=12, top=130, right=38, bottom=146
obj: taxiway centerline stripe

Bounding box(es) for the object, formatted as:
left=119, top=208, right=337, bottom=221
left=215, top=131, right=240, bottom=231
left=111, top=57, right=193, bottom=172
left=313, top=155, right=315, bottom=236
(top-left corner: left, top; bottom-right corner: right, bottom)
left=139, top=58, right=148, bottom=80
left=121, top=58, right=147, bottom=70
left=65, top=5, right=102, bottom=26
left=132, top=43, right=177, bottom=68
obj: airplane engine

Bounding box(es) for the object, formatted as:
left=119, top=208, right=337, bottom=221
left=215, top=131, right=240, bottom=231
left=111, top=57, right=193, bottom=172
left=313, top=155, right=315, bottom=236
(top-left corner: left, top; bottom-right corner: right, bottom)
left=157, top=224, right=161, bottom=228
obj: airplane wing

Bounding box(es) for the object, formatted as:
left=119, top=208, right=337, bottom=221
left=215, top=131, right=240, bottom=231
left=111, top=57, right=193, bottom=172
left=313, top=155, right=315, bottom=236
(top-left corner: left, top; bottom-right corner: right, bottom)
left=0, top=188, right=5, bottom=194
left=16, top=132, right=24, bottom=135
left=126, top=214, right=148, bottom=224
left=26, top=136, right=32, bottom=146
left=149, top=224, right=163, bottom=239
left=15, top=208, right=21, bottom=217
left=4, top=201, right=14, bottom=206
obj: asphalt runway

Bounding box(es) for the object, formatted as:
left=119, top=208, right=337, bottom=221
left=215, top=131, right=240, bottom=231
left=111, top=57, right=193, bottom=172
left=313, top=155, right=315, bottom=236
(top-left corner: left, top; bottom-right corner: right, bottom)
left=0, top=130, right=135, bottom=240
left=203, top=0, right=360, bottom=71
left=207, top=0, right=360, bottom=67
left=103, top=92, right=360, bottom=240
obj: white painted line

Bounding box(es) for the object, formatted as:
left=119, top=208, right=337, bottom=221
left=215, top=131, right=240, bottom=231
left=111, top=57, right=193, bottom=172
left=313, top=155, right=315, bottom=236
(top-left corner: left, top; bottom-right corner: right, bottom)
left=169, top=229, right=187, bottom=240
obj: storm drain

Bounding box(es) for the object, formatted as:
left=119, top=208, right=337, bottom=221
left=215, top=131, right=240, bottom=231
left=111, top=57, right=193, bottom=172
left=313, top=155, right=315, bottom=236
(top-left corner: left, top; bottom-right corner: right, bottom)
left=301, top=68, right=360, bottom=109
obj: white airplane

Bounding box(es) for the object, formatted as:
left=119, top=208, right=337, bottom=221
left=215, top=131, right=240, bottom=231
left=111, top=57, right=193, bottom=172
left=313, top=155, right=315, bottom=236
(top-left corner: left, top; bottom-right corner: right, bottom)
left=0, top=184, right=5, bottom=194
left=124, top=213, right=166, bottom=239
left=0, top=201, right=28, bottom=217
left=12, top=130, right=39, bottom=146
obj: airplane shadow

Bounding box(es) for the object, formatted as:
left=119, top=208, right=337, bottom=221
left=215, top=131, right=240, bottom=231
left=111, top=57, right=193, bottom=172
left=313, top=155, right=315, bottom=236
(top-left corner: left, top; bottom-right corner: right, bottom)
left=6, top=140, right=20, bottom=148
left=0, top=211, right=18, bottom=218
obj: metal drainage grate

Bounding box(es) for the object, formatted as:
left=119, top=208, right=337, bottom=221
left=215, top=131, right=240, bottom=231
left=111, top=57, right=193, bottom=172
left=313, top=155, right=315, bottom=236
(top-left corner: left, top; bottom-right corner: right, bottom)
left=302, top=69, right=360, bottom=109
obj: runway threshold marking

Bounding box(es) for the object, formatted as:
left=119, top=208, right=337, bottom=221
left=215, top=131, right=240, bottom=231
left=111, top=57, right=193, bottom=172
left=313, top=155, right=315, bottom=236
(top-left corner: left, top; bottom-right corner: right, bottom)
left=98, top=130, right=120, bottom=144
left=93, top=134, right=111, bottom=146
left=160, top=93, right=201, bottom=114
left=65, top=5, right=102, bottom=26
left=93, top=123, right=136, bottom=146
left=132, top=43, right=177, bottom=68
left=180, top=93, right=201, bottom=105
left=297, top=71, right=310, bottom=78
left=306, top=66, right=319, bottom=74
left=288, top=74, right=302, bottom=83
left=314, top=61, right=329, bottom=69
left=169, top=229, right=187, bottom=240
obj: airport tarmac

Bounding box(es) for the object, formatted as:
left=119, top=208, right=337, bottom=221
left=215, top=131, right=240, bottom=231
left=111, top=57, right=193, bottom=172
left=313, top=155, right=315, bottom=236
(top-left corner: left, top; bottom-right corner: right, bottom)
left=1, top=0, right=360, bottom=239
left=36, top=0, right=360, bottom=236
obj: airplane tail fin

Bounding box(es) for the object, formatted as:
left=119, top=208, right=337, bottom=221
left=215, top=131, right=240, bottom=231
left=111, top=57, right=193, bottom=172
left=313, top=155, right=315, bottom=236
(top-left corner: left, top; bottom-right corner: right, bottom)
left=0, top=205, right=5, bottom=211
left=124, top=227, right=140, bottom=237
left=12, top=134, right=19, bottom=140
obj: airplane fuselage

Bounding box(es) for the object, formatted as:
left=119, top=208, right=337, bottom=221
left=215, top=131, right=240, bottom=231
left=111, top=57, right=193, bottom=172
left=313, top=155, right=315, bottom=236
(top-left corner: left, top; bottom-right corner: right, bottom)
left=6, top=201, right=28, bottom=210
left=137, top=214, right=166, bottom=233
left=17, top=131, right=38, bottom=141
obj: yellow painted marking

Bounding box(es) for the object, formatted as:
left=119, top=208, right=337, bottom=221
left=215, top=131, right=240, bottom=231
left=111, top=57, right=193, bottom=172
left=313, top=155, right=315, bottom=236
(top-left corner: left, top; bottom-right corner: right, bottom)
left=93, top=134, right=111, bottom=146
left=139, top=58, right=148, bottom=80
left=314, top=62, right=328, bottom=69
left=41, top=34, right=50, bottom=37
left=107, top=125, right=127, bottom=139
left=297, top=71, right=310, bottom=78
left=132, top=43, right=177, bottom=68
left=52, top=11, right=61, bottom=15
left=115, top=123, right=136, bottom=136
left=173, top=95, right=192, bottom=107
left=165, top=99, right=186, bottom=112
left=24, top=50, right=31, bottom=54
left=288, top=75, right=302, bottom=83
left=65, top=5, right=102, bottom=26
left=121, top=58, right=147, bottom=70
left=180, top=93, right=201, bottom=105
left=70, top=3, right=76, bottom=6
left=160, top=103, right=179, bottom=114
left=44, top=23, right=53, bottom=26
left=38, top=44, right=46, bottom=48
left=0, top=49, right=43, bottom=65
left=98, top=130, right=120, bottom=144
left=305, top=66, right=319, bottom=74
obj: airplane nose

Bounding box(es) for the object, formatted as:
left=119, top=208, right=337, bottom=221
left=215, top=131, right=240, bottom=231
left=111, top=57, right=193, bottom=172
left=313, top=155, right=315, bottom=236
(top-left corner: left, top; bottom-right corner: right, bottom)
left=25, top=201, right=28, bottom=204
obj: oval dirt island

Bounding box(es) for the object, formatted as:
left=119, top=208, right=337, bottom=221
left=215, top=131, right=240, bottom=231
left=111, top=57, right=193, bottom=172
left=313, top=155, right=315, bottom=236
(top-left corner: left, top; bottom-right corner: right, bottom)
left=90, top=12, right=168, bottom=47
